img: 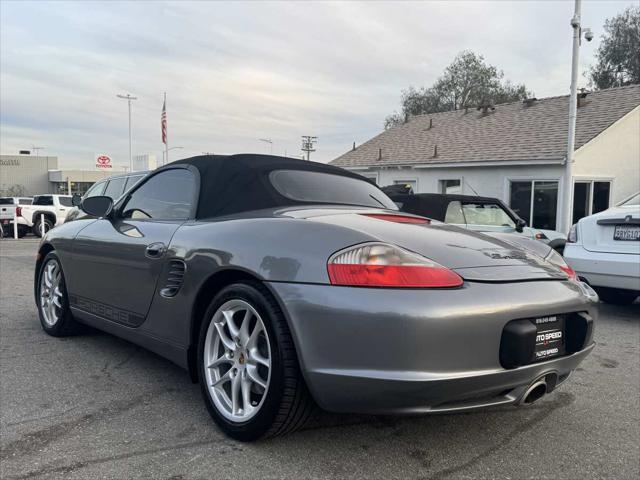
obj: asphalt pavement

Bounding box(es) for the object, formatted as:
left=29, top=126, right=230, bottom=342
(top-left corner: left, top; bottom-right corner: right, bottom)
left=1, top=238, right=638, bottom=479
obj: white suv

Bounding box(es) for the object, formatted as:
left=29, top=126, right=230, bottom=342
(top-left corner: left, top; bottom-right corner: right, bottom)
left=18, top=194, right=74, bottom=237
left=564, top=192, right=640, bottom=305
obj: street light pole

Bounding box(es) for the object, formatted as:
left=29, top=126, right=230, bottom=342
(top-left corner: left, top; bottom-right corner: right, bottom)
left=561, top=0, right=593, bottom=233
left=561, top=0, right=582, bottom=234
left=117, top=93, right=138, bottom=172
left=162, top=146, right=184, bottom=166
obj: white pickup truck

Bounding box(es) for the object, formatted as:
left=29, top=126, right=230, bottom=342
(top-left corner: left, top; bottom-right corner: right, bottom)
left=18, top=194, right=73, bottom=237
left=0, top=197, right=33, bottom=238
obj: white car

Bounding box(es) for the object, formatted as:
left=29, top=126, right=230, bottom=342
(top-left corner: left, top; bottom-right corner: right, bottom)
left=18, top=194, right=73, bottom=237
left=564, top=192, right=640, bottom=305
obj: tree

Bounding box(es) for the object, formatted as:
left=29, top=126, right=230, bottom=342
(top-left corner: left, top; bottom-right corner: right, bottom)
left=588, top=6, right=640, bottom=90
left=385, top=51, right=531, bottom=129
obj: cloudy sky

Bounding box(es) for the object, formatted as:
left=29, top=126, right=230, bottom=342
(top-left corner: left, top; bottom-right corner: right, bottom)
left=0, top=0, right=635, bottom=170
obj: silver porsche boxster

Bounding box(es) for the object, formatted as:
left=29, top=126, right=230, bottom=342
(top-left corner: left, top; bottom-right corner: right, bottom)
left=34, top=154, right=597, bottom=441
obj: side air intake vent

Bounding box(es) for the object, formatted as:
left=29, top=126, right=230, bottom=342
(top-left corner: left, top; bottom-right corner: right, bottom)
left=160, top=260, right=186, bottom=297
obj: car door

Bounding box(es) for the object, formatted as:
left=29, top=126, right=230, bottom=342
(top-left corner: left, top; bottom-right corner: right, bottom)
left=68, top=166, right=198, bottom=326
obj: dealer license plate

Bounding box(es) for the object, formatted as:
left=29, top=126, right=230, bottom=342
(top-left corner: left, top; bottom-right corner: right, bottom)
left=613, top=225, right=640, bottom=241
left=532, top=315, right=565, bottom=361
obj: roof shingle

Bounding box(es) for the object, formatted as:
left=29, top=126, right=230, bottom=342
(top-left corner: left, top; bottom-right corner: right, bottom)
left=331, top=84, right=640, bottom=167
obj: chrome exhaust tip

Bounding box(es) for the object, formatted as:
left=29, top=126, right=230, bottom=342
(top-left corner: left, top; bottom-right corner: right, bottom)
left=519, top=380, right=547, bottom=405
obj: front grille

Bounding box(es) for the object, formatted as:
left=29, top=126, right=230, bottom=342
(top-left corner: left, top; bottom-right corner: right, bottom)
left=160, top=260, right=186, bottom=297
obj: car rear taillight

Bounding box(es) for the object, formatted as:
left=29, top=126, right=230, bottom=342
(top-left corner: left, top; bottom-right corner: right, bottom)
left=545, top=249, right=577, bottom=281
left=16, top=206, right=22, bottom=217
left=360, top=213, right=430, bottom=225
left=567, top=224, right=578, bottom=243
left=327, top=243, right=463, bottom=288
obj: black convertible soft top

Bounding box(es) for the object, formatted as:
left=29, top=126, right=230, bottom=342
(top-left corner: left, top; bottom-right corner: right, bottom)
left=168, top=154, right=378, bottom=219
left=388, top=192, right=520, bottom=223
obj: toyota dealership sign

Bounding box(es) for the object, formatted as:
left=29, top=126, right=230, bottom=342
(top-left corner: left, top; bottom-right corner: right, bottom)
left=95, top=154, right=113, bottom=169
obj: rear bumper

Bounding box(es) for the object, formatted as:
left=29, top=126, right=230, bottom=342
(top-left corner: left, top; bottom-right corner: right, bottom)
left=268, top=280, right=597, bottom=414
left=564, top=244, right=640, bottom=291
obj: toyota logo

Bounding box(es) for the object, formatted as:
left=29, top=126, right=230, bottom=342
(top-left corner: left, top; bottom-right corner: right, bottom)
left=96, top=155, right=111, bottom=165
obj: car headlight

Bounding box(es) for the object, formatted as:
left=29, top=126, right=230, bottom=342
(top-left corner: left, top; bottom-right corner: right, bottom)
left=328, top=243, right=463, bottom=288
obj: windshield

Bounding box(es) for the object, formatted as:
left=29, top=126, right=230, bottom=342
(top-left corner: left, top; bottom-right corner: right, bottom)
left=620, top=193, right=640, bottom=206
left=445, top=201, right=516, bottom=227
left=462, top=203, right=516, bottom=227
left=270, top=170, right=397, bottom=210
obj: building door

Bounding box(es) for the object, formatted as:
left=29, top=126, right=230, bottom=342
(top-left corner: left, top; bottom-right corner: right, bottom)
left=509, top=180, right=559, bottom=230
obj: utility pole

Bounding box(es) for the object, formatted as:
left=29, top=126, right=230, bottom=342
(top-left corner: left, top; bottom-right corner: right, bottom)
left=32, top=145, right=44, bottom=158
left=117, top=93, right=138, bottom=172
left=32, top=146, right=46, bottom=170
left=561, top=0, right=592, bottom=233
left=301, top=136, right=317, bottom=160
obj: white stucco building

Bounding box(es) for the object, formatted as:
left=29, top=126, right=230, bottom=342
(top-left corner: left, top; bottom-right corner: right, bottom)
left=332, top=85, right=640, bottom=232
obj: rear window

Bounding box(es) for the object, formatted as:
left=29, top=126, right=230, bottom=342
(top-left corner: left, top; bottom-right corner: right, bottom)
left=269, top=170, right=397, bottom=210
left=0, top=198, right=14, bottom=205
left=59, top=197, right=73, bottom=207
left=19, top=198, right=32, bottom=205
left=33, top=196, right=53, bottom=206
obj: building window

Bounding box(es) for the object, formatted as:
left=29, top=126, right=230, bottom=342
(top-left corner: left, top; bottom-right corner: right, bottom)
left=439, top=179, right=461, bottom=194
left=572, top=180, right=611, bottom=224
left=509, top=180, right=559, bottom=230
left=393, top=179, right=417, bottom=192
left=359, top=173, right=379, bottom=186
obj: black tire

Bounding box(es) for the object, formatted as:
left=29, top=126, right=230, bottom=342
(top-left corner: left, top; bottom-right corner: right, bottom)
left=197, top=281, right=314, bottom=441
left=33, top=217, right=54, bottom=237
left=595, top=287, right=638, bottom=305
left=17, top=225, right=28, bottom=238
left=36, top=251, right=80, bottom=336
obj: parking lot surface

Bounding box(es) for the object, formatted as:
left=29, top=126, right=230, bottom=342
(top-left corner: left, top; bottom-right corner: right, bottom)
left=1, top=238, right=639, bottom=479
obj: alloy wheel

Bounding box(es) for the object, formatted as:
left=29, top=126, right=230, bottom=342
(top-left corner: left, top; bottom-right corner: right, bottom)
left=40, top=259, right=64, bottom=326
left=203, top=299, right=272, bottom=422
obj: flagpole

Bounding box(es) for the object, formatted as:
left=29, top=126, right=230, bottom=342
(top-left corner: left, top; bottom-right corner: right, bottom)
left=164, top=92, right=169, bottom=165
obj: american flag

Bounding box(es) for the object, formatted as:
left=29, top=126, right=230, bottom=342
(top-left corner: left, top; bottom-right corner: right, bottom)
left=161, top=97, right=167, bottom=145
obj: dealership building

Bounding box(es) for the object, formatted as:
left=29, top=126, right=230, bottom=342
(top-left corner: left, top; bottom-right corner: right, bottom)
left=0, top=152, right=152, bottom=197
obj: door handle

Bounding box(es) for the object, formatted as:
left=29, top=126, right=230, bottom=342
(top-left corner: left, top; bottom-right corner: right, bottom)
left=145, top=242, right=166, bottom=259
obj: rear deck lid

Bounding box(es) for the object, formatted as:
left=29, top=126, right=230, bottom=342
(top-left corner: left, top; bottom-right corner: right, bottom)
left=291, top=208, right=567, bottom=282
left=581, top=205, right=640, bottom=254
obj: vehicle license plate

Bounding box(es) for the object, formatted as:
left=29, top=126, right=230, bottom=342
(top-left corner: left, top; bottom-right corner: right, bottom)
left=1, top=220, right=8, bottom=225
left=532, top=315, right=565, bottom=361
left=613, top=225, right=640, bottom=241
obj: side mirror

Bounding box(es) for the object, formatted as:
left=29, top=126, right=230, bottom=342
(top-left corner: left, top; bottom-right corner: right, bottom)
left=71, top=193, right=82, bottom=207
left=515, top=218, right=527, bottom=233
left=80, top=196, right=113, bottom=218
